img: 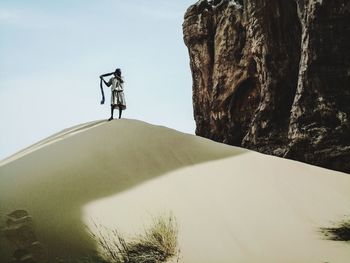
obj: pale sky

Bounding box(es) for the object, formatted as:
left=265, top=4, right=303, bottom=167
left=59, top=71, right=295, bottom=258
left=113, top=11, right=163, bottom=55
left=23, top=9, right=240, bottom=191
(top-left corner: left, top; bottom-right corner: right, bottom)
left=0, top=0, right=196, bottom=159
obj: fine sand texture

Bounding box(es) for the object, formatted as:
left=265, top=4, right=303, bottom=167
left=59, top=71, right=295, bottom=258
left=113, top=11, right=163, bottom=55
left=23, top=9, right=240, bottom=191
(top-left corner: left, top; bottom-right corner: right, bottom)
left=0, top=119, right=242, bottom=260
left=1, top=119, right=350, bottom=262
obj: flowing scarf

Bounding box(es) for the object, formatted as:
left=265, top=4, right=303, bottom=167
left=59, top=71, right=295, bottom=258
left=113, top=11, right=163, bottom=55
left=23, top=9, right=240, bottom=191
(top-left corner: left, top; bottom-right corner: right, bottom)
left=100, top=78, right=105, bottom=103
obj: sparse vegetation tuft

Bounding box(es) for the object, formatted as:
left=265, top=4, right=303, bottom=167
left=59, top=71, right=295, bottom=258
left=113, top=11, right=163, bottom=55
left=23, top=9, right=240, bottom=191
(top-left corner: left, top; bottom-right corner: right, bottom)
left=321, top=219, right=350, bottom=241
left=89, top=214, right=180, bottom=263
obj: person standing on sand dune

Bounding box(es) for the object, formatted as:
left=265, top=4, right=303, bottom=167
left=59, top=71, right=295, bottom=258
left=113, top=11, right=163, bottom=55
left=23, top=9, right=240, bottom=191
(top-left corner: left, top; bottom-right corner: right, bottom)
left=99, top=68, right=126, bottom=121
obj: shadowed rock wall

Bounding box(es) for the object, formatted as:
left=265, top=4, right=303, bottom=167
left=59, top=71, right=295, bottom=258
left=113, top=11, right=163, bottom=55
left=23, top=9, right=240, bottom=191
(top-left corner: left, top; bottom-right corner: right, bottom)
left=183, top=0, right=350, bottom=173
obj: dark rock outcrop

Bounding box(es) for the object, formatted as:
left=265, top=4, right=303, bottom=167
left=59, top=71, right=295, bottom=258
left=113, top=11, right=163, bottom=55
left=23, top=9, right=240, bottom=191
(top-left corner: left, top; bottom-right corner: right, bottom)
left=183, top=0, right=350, bottom=173
left=3, top=210, right=47, bottom=263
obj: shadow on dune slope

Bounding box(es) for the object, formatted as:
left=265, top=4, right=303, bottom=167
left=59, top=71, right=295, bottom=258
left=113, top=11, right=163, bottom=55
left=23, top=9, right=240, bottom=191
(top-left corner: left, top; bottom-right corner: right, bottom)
left=0, top=119, right=244, bottom=260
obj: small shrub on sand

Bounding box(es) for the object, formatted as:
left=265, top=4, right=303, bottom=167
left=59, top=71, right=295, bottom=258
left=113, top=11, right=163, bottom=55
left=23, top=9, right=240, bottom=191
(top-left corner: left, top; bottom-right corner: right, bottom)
left=321, top=219, right=350, bottom=241
left=90, top=214, right=179, bottom=263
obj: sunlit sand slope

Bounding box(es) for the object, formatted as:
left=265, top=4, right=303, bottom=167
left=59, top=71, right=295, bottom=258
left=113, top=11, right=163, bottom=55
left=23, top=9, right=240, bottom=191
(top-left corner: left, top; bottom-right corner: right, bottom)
left=0, top=119, right=241, bottom=260
left=1, top=119, right=350, bottom=262
left=85, top=152, right=350, bottom=263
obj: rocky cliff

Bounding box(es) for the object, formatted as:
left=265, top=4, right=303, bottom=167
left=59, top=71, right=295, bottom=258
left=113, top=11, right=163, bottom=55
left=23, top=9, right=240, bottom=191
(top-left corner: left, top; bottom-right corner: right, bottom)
left=183, top=0, right=350, bottom=173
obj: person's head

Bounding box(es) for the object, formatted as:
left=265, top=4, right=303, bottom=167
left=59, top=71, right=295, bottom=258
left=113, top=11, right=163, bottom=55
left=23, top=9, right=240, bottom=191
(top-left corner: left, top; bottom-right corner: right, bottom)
left=114, top=68, right=122, bottom=77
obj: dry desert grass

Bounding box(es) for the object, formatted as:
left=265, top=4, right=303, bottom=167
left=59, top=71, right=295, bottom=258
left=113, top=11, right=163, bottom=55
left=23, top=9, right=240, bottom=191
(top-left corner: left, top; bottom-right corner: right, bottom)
left=90, top=214, right=179, bottom=263
left=322, top=218, right=350, bottom=241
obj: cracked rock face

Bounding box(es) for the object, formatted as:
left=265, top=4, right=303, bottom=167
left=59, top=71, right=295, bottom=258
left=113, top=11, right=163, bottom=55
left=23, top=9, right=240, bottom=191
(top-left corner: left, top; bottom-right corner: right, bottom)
left=183, top=0, right=350, bottom=173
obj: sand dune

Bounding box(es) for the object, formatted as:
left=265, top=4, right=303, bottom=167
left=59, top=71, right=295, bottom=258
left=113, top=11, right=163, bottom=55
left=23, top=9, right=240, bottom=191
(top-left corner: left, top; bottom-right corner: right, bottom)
left=0, top=119, right=241, bottom=260
left=0, top=120, right=106, bottom=166
left=1, top=119, right=350, bottom=262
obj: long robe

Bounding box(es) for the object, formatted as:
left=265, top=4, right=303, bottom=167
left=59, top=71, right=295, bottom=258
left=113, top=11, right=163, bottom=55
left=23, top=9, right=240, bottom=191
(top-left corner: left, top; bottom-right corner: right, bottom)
left=108, top=76, right=126, bottom=110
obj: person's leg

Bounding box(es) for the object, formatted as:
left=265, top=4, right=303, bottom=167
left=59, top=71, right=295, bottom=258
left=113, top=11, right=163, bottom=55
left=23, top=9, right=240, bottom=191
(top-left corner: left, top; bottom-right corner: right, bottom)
left=108, top=105, right=114, bottom=121
left=118, top=107, right=122, bottom=119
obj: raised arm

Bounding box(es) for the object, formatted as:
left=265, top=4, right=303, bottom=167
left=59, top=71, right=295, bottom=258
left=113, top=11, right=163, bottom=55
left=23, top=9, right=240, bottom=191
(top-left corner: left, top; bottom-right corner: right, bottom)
left=100, top=72, right=114, bottom=86
left=100, top=72, right=114, bottom=78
